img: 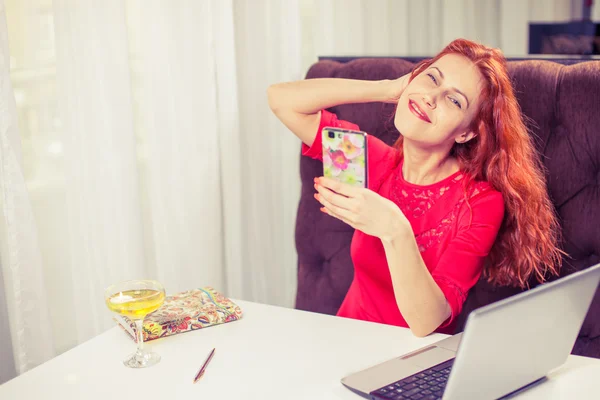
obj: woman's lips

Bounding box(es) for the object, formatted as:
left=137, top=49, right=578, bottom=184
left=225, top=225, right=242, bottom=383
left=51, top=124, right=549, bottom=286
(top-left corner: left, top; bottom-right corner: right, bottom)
left=409, top=100, right=431, bottom=123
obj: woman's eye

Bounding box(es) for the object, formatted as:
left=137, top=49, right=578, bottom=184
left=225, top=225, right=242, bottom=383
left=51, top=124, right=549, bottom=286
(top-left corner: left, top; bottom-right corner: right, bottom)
left=449, top=97, right=462, bottom=109
left=427, top=73, right=437, bottom=84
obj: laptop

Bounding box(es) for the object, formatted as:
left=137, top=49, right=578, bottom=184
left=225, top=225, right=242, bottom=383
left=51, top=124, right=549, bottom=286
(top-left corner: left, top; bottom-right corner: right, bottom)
left=341, top=263, right=600, bottom=400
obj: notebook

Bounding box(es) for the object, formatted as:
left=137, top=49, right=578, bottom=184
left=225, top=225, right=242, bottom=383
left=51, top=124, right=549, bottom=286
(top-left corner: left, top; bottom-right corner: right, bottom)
left=113, top=287, right=243, bottom=342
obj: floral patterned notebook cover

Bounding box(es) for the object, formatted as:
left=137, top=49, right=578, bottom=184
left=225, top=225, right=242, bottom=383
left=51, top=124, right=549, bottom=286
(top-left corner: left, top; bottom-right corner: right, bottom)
left=114, top=287, right=243, bottom=342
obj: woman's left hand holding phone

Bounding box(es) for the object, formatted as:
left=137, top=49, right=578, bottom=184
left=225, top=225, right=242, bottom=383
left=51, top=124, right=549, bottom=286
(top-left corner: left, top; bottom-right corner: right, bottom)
left=314, top=177, right=410, bottom=243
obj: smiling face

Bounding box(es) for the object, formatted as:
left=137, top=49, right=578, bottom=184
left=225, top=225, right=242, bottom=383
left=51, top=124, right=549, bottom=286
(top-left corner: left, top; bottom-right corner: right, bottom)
left=394, top=54, right=485, bottom=150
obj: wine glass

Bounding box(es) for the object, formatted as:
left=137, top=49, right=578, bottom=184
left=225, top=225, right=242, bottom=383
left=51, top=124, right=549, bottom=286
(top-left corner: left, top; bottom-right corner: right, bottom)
left=104, top=280, right=166, bottom=368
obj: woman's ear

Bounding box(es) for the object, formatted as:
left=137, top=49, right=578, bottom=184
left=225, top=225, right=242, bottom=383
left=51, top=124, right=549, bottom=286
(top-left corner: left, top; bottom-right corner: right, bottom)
left=455, top=130, right=477, bottom=144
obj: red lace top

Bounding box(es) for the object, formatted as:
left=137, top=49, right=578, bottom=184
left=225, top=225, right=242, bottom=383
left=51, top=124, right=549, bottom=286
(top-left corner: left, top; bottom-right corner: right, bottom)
left=302, top=110, right=505, bottom=334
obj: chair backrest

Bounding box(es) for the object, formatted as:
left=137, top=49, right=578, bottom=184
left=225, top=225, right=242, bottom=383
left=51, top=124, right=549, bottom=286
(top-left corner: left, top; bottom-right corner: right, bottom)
left=294, top=56, right=600, bottom=358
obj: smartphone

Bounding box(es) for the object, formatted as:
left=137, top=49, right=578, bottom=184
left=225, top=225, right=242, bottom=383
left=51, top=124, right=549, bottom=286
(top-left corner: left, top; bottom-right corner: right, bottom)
left=322, top=126, right=368, bottom=188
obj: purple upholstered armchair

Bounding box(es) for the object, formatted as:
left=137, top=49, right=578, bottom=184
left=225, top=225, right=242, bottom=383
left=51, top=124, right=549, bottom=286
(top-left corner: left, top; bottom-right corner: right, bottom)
left=294, top=56, right=600, bottom=358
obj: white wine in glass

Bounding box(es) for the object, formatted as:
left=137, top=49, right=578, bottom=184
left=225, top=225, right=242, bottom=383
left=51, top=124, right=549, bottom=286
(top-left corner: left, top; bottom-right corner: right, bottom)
left=105, top=280, right=166, bottom=368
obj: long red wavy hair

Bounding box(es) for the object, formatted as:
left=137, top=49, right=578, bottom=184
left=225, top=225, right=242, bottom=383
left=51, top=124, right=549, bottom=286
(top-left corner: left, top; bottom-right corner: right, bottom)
left=395, top=39, right=564, bottom=288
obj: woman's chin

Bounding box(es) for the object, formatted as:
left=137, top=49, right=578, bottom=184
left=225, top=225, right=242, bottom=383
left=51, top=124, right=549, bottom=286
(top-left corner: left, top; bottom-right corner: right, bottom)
left=394, top=121, right=417, bottom=141
left=395, top=112, right=421, bottom=135
left=393, top=123, right=436, bottom=147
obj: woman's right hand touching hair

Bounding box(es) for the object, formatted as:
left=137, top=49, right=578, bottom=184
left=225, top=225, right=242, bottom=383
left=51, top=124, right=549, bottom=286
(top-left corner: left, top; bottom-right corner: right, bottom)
left=384, top=73, right=411, bottom=104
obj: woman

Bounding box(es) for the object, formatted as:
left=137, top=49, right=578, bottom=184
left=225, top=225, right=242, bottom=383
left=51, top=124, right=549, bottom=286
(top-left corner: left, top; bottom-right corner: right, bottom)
left=267, top=39, right=563, bottom=337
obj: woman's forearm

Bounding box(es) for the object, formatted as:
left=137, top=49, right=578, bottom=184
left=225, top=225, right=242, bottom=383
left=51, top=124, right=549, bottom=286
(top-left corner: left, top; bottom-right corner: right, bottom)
left=267, top=78, right=394, bottom=146
left=267, top=78, right=393, bottom=115
left=382, top=230, right=451, bottom=337
left=267, top=76, right=408, bottom=147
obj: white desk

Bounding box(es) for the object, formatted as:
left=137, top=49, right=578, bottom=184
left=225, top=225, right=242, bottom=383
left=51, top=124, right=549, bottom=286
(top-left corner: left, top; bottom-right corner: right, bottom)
left=1, top=300, right=599, bottom=399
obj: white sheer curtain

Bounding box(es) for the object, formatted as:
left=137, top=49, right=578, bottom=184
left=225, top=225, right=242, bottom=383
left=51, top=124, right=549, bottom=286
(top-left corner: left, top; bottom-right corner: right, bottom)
left=233, top=0, right=303, bottom=306
left=52, top=0, right=147, bottom=345
left=0, top=0, right=54, bottom=381
left=1, top=0, right=302, bottom=382
left=0, top=0, right=594, bottom=384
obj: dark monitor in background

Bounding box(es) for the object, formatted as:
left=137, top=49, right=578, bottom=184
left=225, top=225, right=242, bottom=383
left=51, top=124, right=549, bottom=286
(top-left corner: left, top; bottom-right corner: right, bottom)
left=529, top=21, right=600, bottom=55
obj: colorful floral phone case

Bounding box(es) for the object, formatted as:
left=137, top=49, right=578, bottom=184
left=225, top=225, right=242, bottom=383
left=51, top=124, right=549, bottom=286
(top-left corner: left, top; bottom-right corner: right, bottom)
left=322, top=126, right=368, bottom=188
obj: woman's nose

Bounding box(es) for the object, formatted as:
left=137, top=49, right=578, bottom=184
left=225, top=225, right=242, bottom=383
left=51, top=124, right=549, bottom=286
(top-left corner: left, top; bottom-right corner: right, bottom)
left=422, top=92, right=436, bottom=108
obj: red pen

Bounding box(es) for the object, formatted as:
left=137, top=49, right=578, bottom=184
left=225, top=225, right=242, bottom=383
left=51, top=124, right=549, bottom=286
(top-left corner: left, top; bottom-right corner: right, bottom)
left=193, top=348, right=216, bottom=383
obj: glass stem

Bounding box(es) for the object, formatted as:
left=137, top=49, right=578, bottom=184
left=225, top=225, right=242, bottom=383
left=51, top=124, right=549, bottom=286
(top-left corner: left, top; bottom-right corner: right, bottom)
left=134, top=319, right=145, bottom=357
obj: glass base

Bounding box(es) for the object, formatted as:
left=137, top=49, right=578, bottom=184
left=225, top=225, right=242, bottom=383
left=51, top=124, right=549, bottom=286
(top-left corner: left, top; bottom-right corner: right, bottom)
left=123, top=351, right=161, bottom=368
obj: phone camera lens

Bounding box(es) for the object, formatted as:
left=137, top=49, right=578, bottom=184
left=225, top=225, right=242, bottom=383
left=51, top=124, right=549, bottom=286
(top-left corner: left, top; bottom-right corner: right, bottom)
left=328, top=131, right=335, bottom=139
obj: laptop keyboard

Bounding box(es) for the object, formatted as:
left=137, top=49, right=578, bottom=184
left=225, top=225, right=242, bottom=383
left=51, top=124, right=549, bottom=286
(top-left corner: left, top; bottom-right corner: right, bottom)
left=370, top=359, right=454, bottom=400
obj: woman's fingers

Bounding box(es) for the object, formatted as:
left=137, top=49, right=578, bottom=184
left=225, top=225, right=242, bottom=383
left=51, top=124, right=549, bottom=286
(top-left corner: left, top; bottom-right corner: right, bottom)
left=315, top=191, right=356, bottom=224
left=314, top=183, right=356, bottom=211
left=314, top=176, right=368, bottom=228
left=315, top=177, right=362, bottom=198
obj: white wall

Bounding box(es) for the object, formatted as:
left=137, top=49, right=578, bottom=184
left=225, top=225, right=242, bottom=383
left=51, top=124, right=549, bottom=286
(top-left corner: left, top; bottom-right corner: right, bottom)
left=299, top=0, right=597, bottom=74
